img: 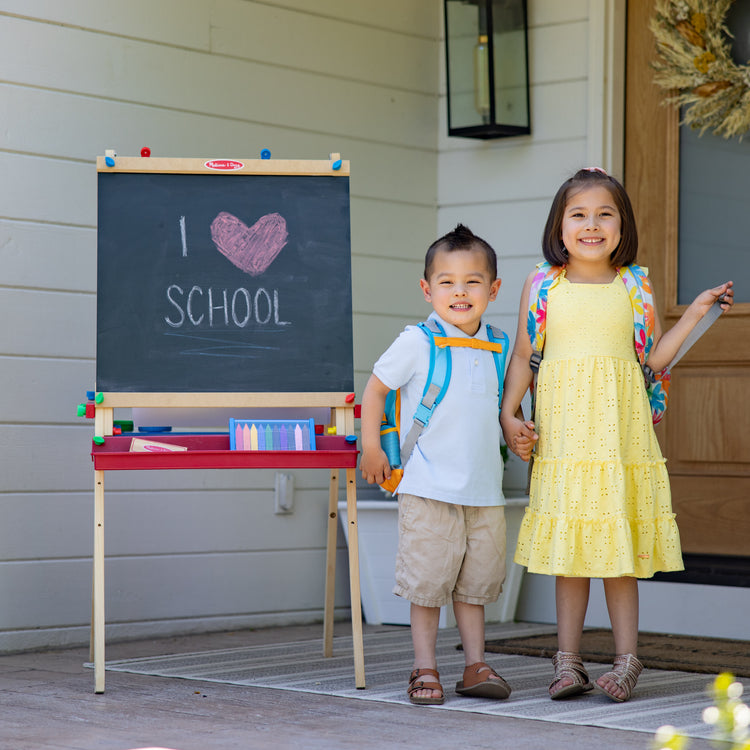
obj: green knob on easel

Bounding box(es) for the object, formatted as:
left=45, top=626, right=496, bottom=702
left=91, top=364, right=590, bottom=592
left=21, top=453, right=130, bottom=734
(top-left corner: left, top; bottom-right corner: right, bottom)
left=95, top=392, right=104, bottom=404
left=93, top=436, right=105, bottom=445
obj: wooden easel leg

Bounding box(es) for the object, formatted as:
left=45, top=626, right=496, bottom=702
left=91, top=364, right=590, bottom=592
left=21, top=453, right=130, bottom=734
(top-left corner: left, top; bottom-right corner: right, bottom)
left=345, top=467, right=366, bottom=688
left=323, top=468, right=339, bottom=658
left=93, top=470, right=105, bottom=694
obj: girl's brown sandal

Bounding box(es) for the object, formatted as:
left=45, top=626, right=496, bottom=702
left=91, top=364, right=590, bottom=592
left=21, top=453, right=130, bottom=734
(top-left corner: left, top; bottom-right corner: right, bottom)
left=594, top=653, right=643, bottom=702
left=549, top=651, right=594, bottom=700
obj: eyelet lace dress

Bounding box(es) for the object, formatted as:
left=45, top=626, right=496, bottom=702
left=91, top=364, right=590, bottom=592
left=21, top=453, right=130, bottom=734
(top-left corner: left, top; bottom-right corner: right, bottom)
left=514, top=275, right=684, bottom=578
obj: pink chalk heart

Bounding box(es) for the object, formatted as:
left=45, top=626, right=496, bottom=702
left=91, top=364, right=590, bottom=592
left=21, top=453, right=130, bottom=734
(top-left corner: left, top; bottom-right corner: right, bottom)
left=210, top=211, right=288, bottom=277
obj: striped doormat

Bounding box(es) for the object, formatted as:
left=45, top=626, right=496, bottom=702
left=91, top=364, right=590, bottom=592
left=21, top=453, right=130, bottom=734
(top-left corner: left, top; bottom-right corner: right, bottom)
left=98, top=623, right=737, bottom=741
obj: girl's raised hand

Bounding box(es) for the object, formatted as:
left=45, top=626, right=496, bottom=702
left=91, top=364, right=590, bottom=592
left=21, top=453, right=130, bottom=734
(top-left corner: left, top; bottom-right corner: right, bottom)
left=698, top=280, right=734, bottom=312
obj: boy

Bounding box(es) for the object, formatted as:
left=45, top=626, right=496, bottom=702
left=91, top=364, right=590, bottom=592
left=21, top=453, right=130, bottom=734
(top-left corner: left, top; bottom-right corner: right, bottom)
left=359, top=224, right=511, bottom=705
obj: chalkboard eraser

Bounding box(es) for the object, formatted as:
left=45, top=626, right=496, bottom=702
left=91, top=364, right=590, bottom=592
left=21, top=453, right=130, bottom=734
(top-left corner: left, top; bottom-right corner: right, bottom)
left=138, top=425, right=172, bottom=433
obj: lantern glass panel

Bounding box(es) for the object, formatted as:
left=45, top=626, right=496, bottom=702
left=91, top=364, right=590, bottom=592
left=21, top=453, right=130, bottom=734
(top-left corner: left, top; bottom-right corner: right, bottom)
left=445, top=1, right=487, bottom=131
left=492, top=1, right=529, bottom=128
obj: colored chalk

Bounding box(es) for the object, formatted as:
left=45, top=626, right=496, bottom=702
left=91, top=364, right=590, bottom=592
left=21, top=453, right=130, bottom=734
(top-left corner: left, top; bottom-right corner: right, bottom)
left=113, top=426, right=122, bottom=435
left=138, top=426, right=172, bottom=433
left=228, top=418, right=317, bottom=451
left=327, top=426, right=337, bottom=435
left=261, top=149, right=271, bottom=159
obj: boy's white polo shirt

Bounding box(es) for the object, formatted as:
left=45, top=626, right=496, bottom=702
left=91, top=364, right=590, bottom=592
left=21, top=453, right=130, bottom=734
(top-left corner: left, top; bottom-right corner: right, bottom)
left=373, top=312, right=505, bottom=507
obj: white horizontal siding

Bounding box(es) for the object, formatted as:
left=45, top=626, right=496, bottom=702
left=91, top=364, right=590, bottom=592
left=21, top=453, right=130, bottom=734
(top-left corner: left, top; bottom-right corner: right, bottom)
left=0, top=15, right=436, bottom=149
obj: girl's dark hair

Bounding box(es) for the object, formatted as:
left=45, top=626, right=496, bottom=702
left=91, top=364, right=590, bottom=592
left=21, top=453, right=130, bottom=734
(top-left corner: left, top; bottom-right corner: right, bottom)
left=424, top=224, right=498, bottom=281
left=542, top=168, right=638, bottom=266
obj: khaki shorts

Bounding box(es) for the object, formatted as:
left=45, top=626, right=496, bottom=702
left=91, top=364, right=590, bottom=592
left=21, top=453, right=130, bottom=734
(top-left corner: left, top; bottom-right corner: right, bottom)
left=393, top=493, right=506, bottom=608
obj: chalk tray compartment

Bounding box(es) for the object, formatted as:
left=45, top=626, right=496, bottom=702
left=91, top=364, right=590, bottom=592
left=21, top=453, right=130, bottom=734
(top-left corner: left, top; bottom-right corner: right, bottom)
left=91, top=434, right=358, bottom=470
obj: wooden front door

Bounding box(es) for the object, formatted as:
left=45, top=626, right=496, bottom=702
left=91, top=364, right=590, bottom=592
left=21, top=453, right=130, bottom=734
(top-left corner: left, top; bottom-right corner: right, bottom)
left=625, top=0, right=750, bottom=578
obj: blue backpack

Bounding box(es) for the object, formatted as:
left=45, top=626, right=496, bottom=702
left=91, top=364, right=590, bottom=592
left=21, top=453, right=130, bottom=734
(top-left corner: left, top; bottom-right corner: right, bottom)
left=379, top=319, right=509, bottom=493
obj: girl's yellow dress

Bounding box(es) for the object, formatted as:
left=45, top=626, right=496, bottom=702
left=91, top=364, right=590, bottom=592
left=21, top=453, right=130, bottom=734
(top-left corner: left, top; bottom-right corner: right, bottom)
left=514, top=273, right=684, bottom=578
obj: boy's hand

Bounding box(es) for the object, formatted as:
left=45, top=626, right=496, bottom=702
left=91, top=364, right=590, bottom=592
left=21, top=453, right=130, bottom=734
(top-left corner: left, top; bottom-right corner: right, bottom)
left=359, top=448, right=392, bottom=485
left=502, top=417, right=538, bottom=462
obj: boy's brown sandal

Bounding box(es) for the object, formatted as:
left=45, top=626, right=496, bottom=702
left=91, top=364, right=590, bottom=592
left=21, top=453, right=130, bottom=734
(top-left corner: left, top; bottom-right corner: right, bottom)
left=549, top=651, right=594, bottom=700
left=594, top=653, right=643, bottom=703
left=455, top=661, right=511, bottom=699
left=407, top=667, right=445, bottom=705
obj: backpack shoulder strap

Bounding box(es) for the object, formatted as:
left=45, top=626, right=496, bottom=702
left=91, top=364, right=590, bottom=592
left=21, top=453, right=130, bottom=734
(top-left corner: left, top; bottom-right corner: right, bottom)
left=617, top=263, right=655, bottom=366
left=399, top=320, right=451, bottom=465
left=527, top=262, right=564, bottom=365
left=487, top=324, right=510, bottom=413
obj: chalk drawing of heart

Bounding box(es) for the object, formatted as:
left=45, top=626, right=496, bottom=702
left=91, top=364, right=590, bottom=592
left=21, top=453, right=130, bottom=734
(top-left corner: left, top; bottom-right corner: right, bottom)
left=210, top=211, right=289, bottom=277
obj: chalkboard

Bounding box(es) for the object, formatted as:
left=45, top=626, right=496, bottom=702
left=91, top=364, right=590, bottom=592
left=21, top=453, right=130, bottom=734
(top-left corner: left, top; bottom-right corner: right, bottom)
left=96, top=163, right=353, bottom=393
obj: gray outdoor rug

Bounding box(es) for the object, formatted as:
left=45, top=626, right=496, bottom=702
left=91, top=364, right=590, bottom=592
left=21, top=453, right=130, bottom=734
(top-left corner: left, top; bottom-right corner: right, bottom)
left=99, top=624, right=732, bottom=741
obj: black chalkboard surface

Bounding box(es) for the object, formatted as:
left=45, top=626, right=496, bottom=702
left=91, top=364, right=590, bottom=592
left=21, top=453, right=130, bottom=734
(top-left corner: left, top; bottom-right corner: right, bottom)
left=96, top=164, right=353, bottom=393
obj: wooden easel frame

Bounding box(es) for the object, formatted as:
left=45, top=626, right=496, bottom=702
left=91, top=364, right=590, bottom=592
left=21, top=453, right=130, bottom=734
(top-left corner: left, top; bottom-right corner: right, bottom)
left=91, top=156, right=363, bottom=693
left=90, top=392, right=364, bottom=694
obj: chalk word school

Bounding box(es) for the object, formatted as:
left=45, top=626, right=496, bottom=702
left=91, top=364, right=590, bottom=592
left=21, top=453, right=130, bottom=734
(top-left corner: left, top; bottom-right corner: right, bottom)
left=164, top=285, right=291, bottom=329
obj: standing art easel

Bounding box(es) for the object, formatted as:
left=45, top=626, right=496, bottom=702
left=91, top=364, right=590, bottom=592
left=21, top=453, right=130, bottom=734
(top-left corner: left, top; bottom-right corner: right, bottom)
left=89, top=154, right=364, bottom=693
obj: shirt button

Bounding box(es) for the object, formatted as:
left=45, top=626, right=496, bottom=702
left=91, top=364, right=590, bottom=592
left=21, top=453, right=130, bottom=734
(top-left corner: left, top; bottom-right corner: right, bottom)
left=474, top=359, right=479, bottom=366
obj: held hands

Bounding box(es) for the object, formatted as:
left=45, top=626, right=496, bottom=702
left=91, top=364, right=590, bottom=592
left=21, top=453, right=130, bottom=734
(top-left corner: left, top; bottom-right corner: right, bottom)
left=359, top=447, right=392, bottom=486
left=501, top=417, right=538, bottom=462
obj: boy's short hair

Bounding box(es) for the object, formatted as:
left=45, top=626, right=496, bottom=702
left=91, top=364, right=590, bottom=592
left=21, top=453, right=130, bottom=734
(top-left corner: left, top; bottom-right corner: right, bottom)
left=542, top=168, right=638, bottom=267
left=424, top=224, right=498, bottom=281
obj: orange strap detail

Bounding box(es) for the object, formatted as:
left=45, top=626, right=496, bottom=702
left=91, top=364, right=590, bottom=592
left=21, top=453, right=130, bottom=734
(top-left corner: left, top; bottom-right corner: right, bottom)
left=433, top=337, right=505, bottom=353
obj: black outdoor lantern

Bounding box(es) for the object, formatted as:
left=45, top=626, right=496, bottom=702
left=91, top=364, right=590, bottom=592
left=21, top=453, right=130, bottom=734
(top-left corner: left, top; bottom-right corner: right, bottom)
left=444, top=0, right=530, bottom=139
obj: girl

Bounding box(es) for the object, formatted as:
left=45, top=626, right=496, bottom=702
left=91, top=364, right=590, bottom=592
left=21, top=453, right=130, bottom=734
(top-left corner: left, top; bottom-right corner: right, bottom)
left=501, top=168, right=733, bottom=703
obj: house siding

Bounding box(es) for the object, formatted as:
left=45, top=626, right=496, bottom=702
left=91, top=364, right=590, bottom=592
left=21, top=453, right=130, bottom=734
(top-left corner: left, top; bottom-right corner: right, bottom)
left=0, top=0, right=440, bottom=650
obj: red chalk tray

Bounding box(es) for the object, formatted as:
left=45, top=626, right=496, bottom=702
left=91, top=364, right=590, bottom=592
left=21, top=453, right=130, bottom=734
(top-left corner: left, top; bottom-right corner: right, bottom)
left=91, top=434, right=358, bottom=470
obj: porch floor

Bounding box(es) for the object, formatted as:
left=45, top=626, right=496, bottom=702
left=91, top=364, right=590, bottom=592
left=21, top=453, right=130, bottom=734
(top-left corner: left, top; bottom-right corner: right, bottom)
left=0, top=621, right=716, bottom=750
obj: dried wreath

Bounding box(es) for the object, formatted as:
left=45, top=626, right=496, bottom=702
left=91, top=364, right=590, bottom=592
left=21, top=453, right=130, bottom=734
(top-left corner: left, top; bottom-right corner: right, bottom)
left=650, top=0, right=750, bottom=138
